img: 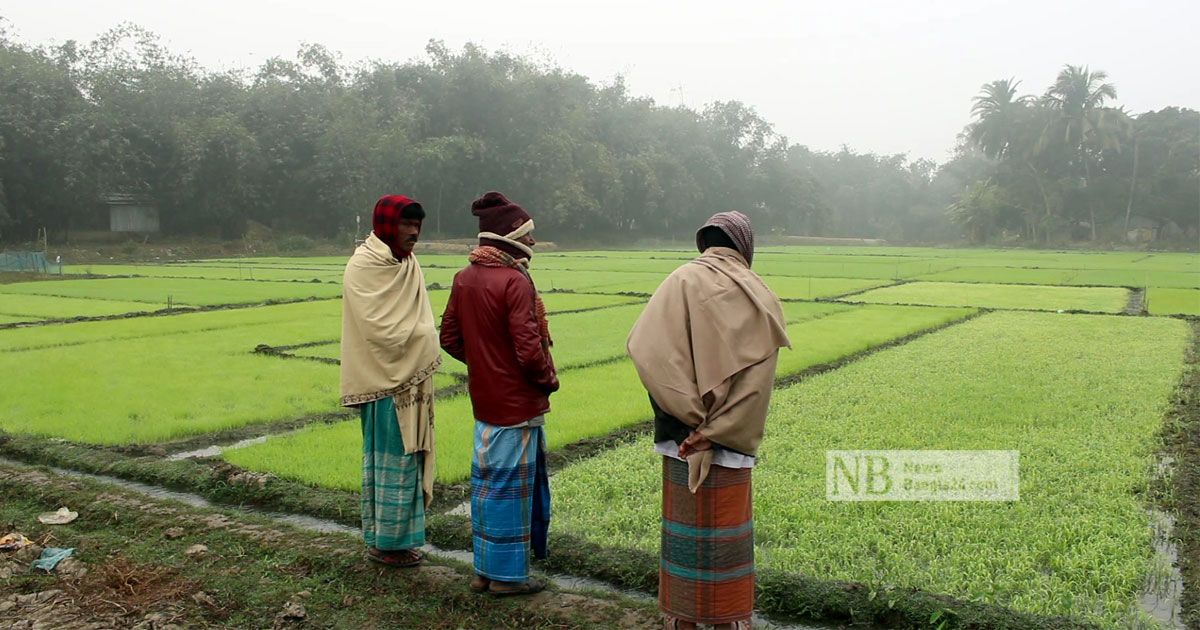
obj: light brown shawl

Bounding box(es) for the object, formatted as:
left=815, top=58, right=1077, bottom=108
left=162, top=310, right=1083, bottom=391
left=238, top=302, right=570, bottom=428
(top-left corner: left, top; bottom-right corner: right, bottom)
left=340, top=232, right=441, bottom=506
left=627, top=247, right=790, bottom=491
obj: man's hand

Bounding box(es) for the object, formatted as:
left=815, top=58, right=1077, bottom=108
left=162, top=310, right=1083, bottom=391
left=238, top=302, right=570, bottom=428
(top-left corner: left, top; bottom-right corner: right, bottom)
left=678, top=431, right=712, bottom=459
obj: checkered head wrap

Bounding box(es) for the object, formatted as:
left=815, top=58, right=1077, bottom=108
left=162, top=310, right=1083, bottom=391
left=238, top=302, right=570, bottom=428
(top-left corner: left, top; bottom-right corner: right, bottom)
left=696, top=211, right=755, bottom=267
left=372, top=194, right=425, bottom=259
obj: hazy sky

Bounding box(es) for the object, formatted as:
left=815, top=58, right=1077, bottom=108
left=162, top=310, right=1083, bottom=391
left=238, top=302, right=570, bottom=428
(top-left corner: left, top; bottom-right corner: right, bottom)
left=4, top=0, right=1197, bottom=161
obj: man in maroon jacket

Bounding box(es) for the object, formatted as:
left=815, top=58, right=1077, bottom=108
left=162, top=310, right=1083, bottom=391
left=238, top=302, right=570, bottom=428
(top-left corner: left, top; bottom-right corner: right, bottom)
left=440, top=191, right=558, bottom=596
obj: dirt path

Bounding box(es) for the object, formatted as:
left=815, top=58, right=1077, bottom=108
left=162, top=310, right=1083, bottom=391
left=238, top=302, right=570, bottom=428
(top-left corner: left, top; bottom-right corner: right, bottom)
left=0, top=463, right=660, bottom=629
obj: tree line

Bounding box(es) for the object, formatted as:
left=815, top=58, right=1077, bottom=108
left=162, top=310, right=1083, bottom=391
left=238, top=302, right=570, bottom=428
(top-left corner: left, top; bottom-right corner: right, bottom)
left=0, top=20, right=1195, bottom=246
left=955, top=69, right=1197, bottom=245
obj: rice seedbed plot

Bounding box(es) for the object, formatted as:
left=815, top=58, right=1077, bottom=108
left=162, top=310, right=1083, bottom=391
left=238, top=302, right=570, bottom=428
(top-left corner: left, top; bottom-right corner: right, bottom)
left=226, top=359, right=648, bottom=486
left=289, top=303, right=656, bottom=374
left=533, top=257, right=705, bottom=274
left=542, top=250, right=692, bottom=259
left=196, top=254, right=469, bottom=268
left=1146, top=288, right=1200, bottom=316
left=755, top=259, right=952, bottom=280
left=761, top=276, right=888, bottom=300
left=76, top=264, right=345, bottom=283
left=287, top=342, right=340, bottom=360
left=0, top=277, right=342, bottom=306
left=777, top=305, right=974, bottom=376
left=1131, top=252, right=1199, bottom=272
left=224, top=304, right=970, bottom=488
left=532, top=267, right=890, bottom=301
left=190, top=256, right=350, bottom=266
left=847, top=281, right=1129, bottom=312
left=1067, top=269, right=1200, bottom=289
left=0, top=294, right=162, bottom=319
left=530, top=269, right=667, bottom=294
left=0, top=300, right=343, bottom=354
left=551, top=312, right=1191, bottom=627
left=0, top=328, right=341, bottom=444
left=780, top=301, right=853, bottom=323
left=289, top=343, right=469, bottom=379
left=0, top=314, right=34, bottom=324
left=915, top=266, right=1079, bottom=285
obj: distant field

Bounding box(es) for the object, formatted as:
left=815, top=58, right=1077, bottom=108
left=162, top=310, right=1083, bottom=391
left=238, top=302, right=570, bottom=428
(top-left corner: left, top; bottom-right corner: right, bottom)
left=0, top=277, right=342, bottom=306
left=0, top=294, right=162, bottom=320
left=845, top=281, right=1130, bottom=312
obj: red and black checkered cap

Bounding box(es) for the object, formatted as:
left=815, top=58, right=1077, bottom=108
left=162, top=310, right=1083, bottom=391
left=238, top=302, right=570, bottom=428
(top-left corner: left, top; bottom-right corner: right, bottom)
left=372, top=195, right=424, bottom=257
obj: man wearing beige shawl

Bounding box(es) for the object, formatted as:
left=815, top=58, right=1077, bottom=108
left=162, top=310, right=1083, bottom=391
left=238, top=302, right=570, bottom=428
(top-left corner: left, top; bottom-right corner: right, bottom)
left=341, top=194, right=440, bottom=568
left=627, top=211, right=790, bottom=630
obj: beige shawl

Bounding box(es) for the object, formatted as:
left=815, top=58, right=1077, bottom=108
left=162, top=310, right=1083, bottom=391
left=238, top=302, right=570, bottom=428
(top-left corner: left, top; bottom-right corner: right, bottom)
left=627, top=247, right=790, bottom=491
left=340, top=232, right=441, bottom=506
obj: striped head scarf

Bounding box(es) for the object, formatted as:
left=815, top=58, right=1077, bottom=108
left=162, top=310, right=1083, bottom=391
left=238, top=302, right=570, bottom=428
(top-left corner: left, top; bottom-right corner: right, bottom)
left=696, top=211, right=755, bottom=267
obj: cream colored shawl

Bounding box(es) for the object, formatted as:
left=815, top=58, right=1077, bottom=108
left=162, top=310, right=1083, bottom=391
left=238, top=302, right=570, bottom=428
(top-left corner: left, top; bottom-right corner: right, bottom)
left=627, top=247, right=790, bottom=491
left=341, top=232, right=441, bottom=505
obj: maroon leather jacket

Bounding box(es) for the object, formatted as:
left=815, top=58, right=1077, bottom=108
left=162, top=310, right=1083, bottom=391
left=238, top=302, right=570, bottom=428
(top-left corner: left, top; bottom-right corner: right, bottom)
left=440, top=264, right=559, bottom=426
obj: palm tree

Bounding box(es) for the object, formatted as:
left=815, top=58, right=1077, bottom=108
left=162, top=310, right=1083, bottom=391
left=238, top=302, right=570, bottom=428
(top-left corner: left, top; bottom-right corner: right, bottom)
left=968, top=79, right=1030, bottom=159
left=1042, top=65, right=1128, bottom=241
left=968, top=79, right=1056, bottom=241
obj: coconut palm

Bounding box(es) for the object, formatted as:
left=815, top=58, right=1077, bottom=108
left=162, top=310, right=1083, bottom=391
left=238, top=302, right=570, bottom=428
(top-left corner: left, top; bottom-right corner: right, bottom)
left=1042, top=65, right=1129, bottom=240
left=968, top=79, right=1030, bottom=159
left=968, top=79, right=1060, bottom=241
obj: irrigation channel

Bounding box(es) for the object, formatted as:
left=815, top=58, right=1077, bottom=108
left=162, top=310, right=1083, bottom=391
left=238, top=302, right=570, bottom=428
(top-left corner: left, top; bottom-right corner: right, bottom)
left=0, top=456, right=842, bottom=630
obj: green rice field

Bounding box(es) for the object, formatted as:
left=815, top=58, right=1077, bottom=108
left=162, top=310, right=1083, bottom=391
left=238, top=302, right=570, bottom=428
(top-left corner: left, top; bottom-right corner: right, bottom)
left=845, top=281, right=1130, bottom=312
left=1147, top=288, right=1200, bottom=316
left=1, top=244, right=1195, bottom=628
left=552, top=312, right=1190, bottom=626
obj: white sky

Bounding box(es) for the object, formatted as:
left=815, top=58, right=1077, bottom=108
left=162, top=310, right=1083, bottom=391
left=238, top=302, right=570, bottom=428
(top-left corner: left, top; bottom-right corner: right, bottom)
left=4, top=0, right=1197, bottom=161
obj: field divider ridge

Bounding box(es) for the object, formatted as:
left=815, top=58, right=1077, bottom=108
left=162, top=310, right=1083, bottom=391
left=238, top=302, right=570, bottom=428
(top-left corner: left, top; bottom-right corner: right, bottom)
left=1163, top=321, right=1200, bottom=628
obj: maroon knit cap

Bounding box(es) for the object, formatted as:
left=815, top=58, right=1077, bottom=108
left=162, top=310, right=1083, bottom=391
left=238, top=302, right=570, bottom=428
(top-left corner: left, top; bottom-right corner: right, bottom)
left=373, top=194, right=424, bottom=259
left=696, top=211, right=755, bottom=266
left=471, top=191, right=532, bottom=237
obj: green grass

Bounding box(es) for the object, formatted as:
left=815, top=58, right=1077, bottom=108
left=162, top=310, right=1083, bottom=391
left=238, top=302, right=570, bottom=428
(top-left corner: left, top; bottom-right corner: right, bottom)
left=0, top=314, right=34, bottom=324
left=550, top=312, right=1191, bottom=627
left=1146, top=288, right=1200, bottom=316
left=847, top=281, right=1129, bottom=312
left=0, top=293, right=168, bottom=319
left=0, top=277, right=342, bottom=306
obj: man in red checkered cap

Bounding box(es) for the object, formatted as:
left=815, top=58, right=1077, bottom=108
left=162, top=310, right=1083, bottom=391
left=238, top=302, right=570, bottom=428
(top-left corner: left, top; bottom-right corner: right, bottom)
left=440, top=191, right=558, bottom=596
left=340, top=194, right=439, bottom=568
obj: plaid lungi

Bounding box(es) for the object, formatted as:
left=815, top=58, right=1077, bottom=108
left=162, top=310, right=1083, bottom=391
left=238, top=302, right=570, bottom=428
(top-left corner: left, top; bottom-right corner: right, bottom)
left=660, top=456, right=754, bottom=625
left=360, top=396, right=425, bottom=550
left=471, top=421, right=551, bottom=582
